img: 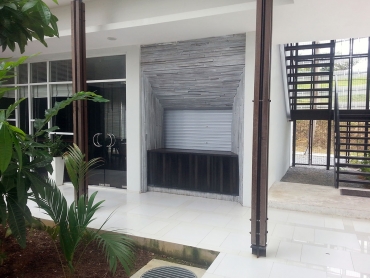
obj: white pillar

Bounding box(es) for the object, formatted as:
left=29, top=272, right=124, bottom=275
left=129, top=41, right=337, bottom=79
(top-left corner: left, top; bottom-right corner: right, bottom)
left=242, top=32, right=256, bottom=207
left=126, top=45, right=142, bottom=192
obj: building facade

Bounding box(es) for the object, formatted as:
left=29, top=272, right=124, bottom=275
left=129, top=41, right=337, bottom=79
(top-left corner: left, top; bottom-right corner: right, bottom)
left=1, top=0, right=370, bottom=206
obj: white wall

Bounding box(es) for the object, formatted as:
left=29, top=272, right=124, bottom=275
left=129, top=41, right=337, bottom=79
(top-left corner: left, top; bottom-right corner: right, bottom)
left=125, top=45, right=142, bottom=192
left=232, top=72, right=245, bottom=204
left=51, top=0, right=248, bottom=31
left=241, top=33, right=291, bottom=207
left=242, top=32, right=256, bottom=207
left=268, top=45, right=291, bottom=188
left=273, top=0, right=370, bottom=44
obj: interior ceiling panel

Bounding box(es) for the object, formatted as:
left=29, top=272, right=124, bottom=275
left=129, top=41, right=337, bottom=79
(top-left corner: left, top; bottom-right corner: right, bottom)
left=141, top=34, right=246, bottom=109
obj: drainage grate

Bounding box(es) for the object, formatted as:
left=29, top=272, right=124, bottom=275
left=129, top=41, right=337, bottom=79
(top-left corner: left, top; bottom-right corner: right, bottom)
left=141, top=266, right=197, bottom=278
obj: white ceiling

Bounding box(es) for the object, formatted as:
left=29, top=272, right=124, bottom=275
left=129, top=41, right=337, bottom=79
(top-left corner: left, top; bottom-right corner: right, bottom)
left=44, top=0, right=92, bottom=8
left=2, top=0, right=370, bottom=58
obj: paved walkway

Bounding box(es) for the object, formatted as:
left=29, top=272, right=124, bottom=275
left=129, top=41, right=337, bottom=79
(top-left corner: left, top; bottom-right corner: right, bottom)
left=29, top=184, right=370, bottom=278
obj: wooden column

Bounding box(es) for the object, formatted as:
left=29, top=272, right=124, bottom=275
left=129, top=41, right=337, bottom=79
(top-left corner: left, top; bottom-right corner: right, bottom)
left=71, top=0, right=88, bottom=201
left=251, top=0, right=273, bottom=257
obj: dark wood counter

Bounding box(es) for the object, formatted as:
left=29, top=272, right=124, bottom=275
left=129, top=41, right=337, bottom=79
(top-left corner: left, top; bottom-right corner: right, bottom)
left=147, top=148, right=239, bottom=196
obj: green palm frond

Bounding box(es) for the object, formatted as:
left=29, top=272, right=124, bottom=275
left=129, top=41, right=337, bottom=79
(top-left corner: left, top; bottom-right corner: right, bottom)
left=63, top=144, right=103, bottom=191
left=95, top=232, right=135, bottom=275
left=31, top=179, right=68, bottom=225
left=72, top=191, right=104, bottom=232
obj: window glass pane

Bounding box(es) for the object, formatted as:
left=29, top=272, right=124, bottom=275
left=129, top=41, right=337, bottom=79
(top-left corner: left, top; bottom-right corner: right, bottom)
left=31, top=85, right=47, bottom=119
left=31, top=62, right=47, bottom=83
left=0, top=90, right=15, bottom=119
left=87, top=55, right=126, bottom=80
left=335, top=39, right=350, bottom=56
left=18, top=87, right=29, bottom=134
left=2, top=69, right=14, bottom=85
left=51, top=84, right=73, bottom=132
left=351, top=57, right=368, bottom=109
left=334, top=58, right=350, bottom=109
left=50, top=60, right=72, bottom=82
left=18, top=64, right=28, bottom=84
left=353, top=37, right=368, bottom=55
left=87, top=81, right=126, bottom=143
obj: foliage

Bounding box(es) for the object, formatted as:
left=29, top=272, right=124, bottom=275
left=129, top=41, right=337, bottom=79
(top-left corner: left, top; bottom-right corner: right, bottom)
left=360, top=153, right=370, bottom=180
left=45, top=134, right=68, bottom=157
left=0, top=56, right=108, bottom=249
left=32, top=180, right=135, bottom=275
left=64, top=144, right=103, bottom=193
left=0, top=0, right=59, bottom=53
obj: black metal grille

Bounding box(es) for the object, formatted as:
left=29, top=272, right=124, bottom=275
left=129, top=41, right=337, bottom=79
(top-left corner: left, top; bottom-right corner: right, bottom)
left=141, top=266, right=197, bottom=278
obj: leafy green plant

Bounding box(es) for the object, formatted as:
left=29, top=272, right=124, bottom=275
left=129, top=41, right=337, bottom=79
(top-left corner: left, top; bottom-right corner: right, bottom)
left=63, top=144, right=103, bottom=195
left=32, top=155, right=135, bottom=275
left=360, top=153, right=370, bottom=180
left=0, top=56, right=108, bottom=249
left=0, top=0, right=59, bottom=53
left=45, top=134, right=68, bottom=157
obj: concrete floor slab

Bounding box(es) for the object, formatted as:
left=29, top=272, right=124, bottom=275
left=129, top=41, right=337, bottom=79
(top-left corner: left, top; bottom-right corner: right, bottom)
left=269, top=182, right=370, bottom=219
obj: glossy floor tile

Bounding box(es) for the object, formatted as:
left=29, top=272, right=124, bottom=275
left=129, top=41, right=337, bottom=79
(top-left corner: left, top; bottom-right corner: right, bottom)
left=29, top=184, right=370, bottom=278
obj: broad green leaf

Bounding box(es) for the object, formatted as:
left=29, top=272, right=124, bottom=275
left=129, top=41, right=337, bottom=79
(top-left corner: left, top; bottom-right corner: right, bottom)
left=50, top=14, right=59, bottom=36
left=21, top=0, right=38, bottom=12
left=6, top=98, right=25, bottom=119
left=36, top=2, right=51, bottom=25
left=4, top=3, right=17, bottom=10
left=8, top=124, right=26, bottom=139
left=0, top=110, right=5, bottom=122
left=23, top=170, right=50, bottom=197
left=0, top=123, right=12, bottom=172
left=16, top=172, right=26, bottom=205
left=7, top=195, right=27, bottom=248
left=23, top=204, right=34, bottom=224
left=9, top=130, right=25, bottom=171
left=1, top=175, right=17, bottom=192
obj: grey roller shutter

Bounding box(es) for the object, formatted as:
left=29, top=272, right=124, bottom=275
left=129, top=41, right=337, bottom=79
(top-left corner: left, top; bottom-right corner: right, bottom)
left=164, top=110, right=232, bottom=151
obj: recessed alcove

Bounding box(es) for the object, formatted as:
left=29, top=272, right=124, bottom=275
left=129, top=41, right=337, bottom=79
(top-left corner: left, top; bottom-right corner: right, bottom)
left=141, top=34, right=245, bottom=198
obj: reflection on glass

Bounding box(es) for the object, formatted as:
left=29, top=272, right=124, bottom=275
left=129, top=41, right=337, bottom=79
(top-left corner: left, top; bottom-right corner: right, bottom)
left=50, top=60, right=72, bottom=82
left=351, top=57, right=368, bottom=109
left=334, top=58, right=349, bottom=109
left=31, top=62, right=47, bottom=83
left=0, top=90, right=15, bottom=119
left=87, top=82, right=126, bottom=140
left=18, top=87, right=29, bottom=134
left=87, top=55, right=126, bottom=80
left=2, top=69, right=14, bottom=85
left=31, top=85, right=47, bottom=119
left=335, top=39, right=350, bottom=56
left=18, top=64, right=28, bottom=84
left=51, top=84, right=73, bottom=132
left=87, top=82, right=127, bottom=178
left=353, top=37, right=369, bottom=55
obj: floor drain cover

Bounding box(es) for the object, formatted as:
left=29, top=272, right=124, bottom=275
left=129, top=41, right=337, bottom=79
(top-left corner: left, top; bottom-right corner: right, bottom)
left=141, top=266, right=197, bottom=278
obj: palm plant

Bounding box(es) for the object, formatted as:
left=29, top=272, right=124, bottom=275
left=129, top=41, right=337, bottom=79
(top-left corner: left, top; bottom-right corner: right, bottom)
left=0, top=56, right=109, bottom=249
left=63, top=144, right=103, bottom=201
left=33, top=144, right=135, bottom=275
left=33, top=183, right=135, bottom=276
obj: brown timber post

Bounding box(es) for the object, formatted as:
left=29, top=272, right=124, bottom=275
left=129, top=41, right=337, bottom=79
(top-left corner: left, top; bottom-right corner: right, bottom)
left=71, top=0, right=88, bottom=202
left=251, top=0, right=273, bottom=257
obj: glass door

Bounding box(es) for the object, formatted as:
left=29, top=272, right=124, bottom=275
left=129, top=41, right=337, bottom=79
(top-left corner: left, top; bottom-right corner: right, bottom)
left=88, top=82, right=126, bottom=188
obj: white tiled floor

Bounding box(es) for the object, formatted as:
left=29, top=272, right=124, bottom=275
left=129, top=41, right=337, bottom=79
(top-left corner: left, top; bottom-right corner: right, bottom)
left=29, top=184, right=370, bottom=278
